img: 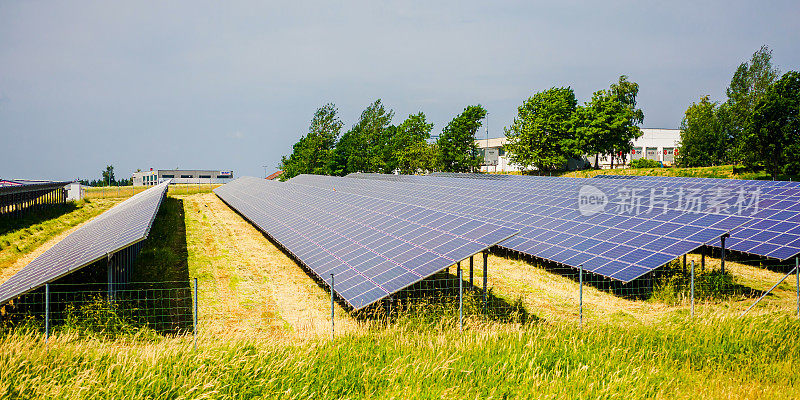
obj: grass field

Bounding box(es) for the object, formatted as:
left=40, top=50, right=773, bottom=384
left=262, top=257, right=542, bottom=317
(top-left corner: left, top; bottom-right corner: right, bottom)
left=1, top=191, right=799, bottom=399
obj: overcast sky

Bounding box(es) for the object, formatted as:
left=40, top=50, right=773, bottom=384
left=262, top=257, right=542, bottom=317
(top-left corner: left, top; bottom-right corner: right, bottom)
left=1, top=1, right=798, bottom=181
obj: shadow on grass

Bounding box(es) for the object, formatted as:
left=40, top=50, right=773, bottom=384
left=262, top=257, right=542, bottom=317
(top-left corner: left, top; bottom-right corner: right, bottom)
left=0, top=202, right=79, bottom=237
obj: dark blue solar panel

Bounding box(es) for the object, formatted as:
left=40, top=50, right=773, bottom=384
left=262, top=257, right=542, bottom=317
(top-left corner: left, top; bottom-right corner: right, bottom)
left=215, top=177, right=517, bottom=309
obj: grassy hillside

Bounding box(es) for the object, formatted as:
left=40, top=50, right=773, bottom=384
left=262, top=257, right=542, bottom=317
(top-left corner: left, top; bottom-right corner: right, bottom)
left=1, top=316, right=798, bottom=399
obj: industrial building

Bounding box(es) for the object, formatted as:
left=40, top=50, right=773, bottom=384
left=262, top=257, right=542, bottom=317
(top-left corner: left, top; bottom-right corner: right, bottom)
left=476, top=128, right=681, bottom=172
left=132, top=169, right=234, bottom=186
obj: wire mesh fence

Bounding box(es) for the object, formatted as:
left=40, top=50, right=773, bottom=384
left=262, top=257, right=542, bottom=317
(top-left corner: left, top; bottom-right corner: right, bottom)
left=0, top=281, right=195, bottom=337
left=1, top=252, right=798, bottom=343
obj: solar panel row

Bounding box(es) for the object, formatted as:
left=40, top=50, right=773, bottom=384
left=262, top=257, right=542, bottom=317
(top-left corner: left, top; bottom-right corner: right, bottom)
left=0, top=180, right=170, bottom=305
left=292, top=174, right=750, bottom=282
left=214, top=177, right=517, bottom=309
left=352, top=173, right=800, bottom=260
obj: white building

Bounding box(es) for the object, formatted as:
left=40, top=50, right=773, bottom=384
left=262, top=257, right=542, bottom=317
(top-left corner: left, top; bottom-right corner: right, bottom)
left=132, top=169, right=234, bottom=186
left=476, top=128, right=681, bottom=172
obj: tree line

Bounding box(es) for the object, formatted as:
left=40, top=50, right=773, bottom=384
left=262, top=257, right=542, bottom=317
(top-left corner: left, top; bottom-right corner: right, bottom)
left=278, top=101, right=488, bottom=180
left=78, top=165, right=132, bottom=186
left=677, top=45, right=800, bottom=179
left=279, top=76, right=644, bottom=179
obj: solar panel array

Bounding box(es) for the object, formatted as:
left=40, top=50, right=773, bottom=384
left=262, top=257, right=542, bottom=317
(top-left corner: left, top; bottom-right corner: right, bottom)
left=298, top=174, right=755, bottom=282
left=346, top=172, right=800, bottom=263
left=581, top=175, right=800, bottom=259
left=0, top=180, right=170, bottom=305
left=214, top=176, right=517, bottom=309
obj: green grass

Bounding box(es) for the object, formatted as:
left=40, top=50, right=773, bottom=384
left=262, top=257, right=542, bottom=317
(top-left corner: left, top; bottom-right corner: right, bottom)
left=0, top=316, right=798, bottom=399
left=561, top=164, right=800, bottom=181
left=0, top=199, right=121, bottom=274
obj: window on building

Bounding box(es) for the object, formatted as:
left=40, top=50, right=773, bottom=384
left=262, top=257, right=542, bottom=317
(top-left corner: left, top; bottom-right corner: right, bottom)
left=199, top=175, right=211, bottom=179
left=217, top=175, right=231, bottom=179
left=181, top=175, right=193, bottom=178
left=498, top=147, right=506, bottom=156
left=162, top=174, right=175, bottom=178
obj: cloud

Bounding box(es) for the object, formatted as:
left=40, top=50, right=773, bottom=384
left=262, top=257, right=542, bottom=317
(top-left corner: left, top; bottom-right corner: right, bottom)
left=227, top=131, right=244, bottom=139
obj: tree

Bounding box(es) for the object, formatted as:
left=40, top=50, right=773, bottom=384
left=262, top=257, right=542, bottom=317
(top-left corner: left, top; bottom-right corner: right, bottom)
left=676, top=96, right=728, bottom=167
left=437, top=105, right=487, bottom=172
left=387, top=112, right=434, bottom=172
left=101, top=165, right=115, bottom=186
left=726, top=45, right=781, bottom=164
left=397, top=141, right=439, bottom=174
left=748, top=71, right=800, bottom=179
left=574, top=77, right=644, bottom=169
left=331, top=100, right=394, bottom=175
left=279, top=103, right=343, bottom=180
left=504, top=88, right=579, bottom=172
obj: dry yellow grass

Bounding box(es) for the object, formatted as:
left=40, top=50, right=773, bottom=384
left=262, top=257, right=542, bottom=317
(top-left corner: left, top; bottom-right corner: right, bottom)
left=181, top=193, right=358, bottom=338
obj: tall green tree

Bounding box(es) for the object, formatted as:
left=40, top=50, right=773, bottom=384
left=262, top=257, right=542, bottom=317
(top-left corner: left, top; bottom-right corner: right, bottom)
left=726, top=45, right=781, bottom=164
left=505, top=87, right=579, bottom=172
left=101, top=165, right=115, bottom=186
left=397, top=141, right=439, bottom=174
left=279, top=103, right=342, bottom=180
left=389, top=112, right=434, bottom=173
left=437, top=105, right=487, bottom=172
left=574, top=76, right=643, bottom=169
left=331, top=100, right=394, bottom=175
left=748, top=71, right=800, bottom=179
left=676, top=96, right=728, bottom=167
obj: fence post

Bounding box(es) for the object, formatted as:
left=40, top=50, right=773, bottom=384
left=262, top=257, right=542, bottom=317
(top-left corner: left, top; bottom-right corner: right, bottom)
left=458, top=267, right=463, bottom=332
left=45, top=283, right=50, bottom=346
left=690, top=260, right=695, bottom=319
left=482, top=252, right=488, bottom=316
left=193, top=277, right=198, bottom=351
left=330, top=273, right=335, bottom=340
left=579, top=264, right=583, bottom=329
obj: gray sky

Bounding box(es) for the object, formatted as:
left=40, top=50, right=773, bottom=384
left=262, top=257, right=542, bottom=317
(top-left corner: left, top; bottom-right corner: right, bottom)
left=1, top=1, right=798, bottom=181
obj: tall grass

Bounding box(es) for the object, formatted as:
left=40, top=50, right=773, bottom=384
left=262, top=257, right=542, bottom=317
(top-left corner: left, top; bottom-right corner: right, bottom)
left=0, top=316, right=798, bottom=399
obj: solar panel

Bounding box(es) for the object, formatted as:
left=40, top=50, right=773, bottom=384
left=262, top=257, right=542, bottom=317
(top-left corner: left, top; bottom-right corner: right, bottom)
left=295, top=174, right=752, bottom=282
left=0, top=180, right=170, bottom=305
left=581, top=175, right=800, bottom=259
left=214, top=177, right=518, bottom=309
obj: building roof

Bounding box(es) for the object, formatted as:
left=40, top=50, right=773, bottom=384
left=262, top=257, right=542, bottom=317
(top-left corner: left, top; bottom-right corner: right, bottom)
left=265, top=171, right=283, bottom=180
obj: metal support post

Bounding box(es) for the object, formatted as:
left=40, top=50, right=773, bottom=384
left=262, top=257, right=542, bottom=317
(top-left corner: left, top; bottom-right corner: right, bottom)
left=193, top=278, right=198, bottom=351
left=682, top=254, right=686, bottom=273
left=45, top=283, right=50, bottom=345
left=796, top=257, right=799, bottom=318
left=458, top=268, right=463, bottom=332
left=690, top=260, right=695, bottom=318
left=701, top=247, right=705, bottom=272
left=482, top=252, right=488, bottom=316
left=469, top=256, right=474, bottom=288
left=720, top=234, right=729, bottom=273
left=579, top=264, right=583, bottom=329
left=106, top=253, right=113, bottom=300
left=456, top=262, right=461, bottom=291
left=741, top=265, right=799, bottom=316
left=330, top=274, right=335, bottom=340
